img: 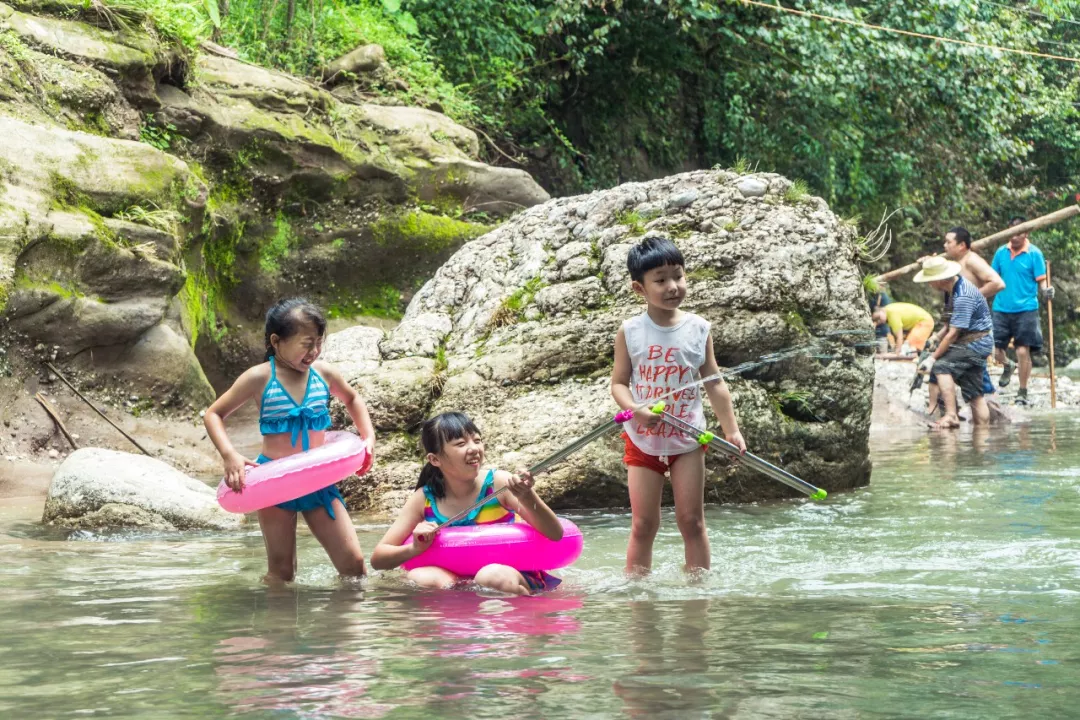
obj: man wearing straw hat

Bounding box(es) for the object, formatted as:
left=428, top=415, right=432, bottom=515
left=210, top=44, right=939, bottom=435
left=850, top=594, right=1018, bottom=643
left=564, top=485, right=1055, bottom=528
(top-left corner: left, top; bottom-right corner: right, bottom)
left=923, top=226, right=1006, bottom=418
left=914, top=256, right=994, bottom=428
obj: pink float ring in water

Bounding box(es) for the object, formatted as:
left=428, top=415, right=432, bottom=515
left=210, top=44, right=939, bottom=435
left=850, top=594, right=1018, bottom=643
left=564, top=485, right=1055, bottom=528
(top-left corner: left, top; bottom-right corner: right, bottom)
left=401, top=518, right=583, bottom=576
left=216, top=431, right=369, bottom=513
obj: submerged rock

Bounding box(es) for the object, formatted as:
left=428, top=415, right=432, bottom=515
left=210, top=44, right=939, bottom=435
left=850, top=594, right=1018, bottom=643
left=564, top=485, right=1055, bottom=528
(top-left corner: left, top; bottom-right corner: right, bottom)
left=42, top=448, right=241, bottom=530
left=336, top=169, right=875, bottom=514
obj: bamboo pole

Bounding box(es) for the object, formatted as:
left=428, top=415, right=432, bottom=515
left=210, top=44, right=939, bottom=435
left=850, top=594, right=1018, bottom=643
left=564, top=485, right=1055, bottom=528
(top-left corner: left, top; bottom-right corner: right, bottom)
left=874, top=204, right=1080, bottom=283
left=1047, top=261, right=1057, bottom=409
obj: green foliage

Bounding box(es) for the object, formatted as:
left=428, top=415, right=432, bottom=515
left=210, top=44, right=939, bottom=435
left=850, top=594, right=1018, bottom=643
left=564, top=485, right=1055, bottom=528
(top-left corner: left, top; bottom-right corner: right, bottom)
left=489, top=275, right=544, bottom=328
left=217, top=0, right=473, bottom=119
left=773, top=389, right=818, bottom=423
left=863, top=273, right=881, bottom=295
left=115, top=203, right=184, bottom=233
left=404, top=0, right=1080, bottom=251
left=0, top=29, right=31, bottom=62
left=727, top=156, right=755, bottom=175
left=784, top=180, right=810, bottom=205
left=110, top=0, right=219, bottom=48
left=429, top=341, right=448, bottom=396
left=433, top=343, right=447, bottom=374
left=139, top=114, right=179, bottom=152
left=615, top=208, right=659, bottom=236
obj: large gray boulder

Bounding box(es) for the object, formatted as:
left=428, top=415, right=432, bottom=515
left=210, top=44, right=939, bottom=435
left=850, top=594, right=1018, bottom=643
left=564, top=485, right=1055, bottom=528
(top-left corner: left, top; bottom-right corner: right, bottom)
left=43, top=448, right=241, bottom=530
left=336, top=168, right=876, bottom=515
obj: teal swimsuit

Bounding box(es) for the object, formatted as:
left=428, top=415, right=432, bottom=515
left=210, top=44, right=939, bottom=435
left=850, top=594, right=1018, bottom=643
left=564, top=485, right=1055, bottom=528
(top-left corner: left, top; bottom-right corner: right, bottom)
left=257, top=356, right=345, bottom=518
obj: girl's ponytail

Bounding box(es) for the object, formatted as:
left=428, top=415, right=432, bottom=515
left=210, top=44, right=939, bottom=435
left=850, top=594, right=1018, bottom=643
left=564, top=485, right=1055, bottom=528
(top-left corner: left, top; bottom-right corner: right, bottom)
left=416, top=462, right=446, bottom=499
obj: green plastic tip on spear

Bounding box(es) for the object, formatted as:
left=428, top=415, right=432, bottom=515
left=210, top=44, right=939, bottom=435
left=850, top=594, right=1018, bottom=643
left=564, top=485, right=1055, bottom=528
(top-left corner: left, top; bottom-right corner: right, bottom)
left=811, top=488, right=828, bottom=501
left=650, top=401, right=666, bottom=413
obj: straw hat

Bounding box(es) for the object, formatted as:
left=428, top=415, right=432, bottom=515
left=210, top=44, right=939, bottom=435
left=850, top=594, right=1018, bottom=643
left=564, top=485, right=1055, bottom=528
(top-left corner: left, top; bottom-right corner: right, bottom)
left=913, top=256, right=961, bottom=283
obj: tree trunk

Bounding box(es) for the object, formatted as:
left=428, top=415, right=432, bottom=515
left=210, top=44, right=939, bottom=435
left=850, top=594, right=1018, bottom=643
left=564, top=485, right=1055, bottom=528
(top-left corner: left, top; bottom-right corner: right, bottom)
left=285, top=0, right=296, bottom=45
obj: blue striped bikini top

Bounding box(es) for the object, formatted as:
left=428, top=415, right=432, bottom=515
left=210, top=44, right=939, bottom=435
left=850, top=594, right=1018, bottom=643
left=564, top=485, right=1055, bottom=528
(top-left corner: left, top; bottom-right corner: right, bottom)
left=259, top=356, right=332, bottom=451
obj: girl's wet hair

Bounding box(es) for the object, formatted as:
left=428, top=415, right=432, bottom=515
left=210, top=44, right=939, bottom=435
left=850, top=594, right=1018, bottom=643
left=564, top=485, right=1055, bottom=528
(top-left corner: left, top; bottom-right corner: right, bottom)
left=416, top=412, right=481, bottom=499
left=626, top=236, right=684, bottom=282
left=264, top=298, right=326, bottom=360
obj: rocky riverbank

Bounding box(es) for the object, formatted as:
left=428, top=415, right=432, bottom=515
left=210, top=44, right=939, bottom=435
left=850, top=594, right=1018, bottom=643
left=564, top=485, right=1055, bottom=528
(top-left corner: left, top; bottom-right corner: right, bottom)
left=872, top=356, right=1080, bottom=429
left=0, top=0, right=549, bottom=404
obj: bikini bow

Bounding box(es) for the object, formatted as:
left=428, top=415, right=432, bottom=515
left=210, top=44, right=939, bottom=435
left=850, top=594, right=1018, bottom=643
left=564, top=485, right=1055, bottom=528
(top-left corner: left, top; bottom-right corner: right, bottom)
left=287, top=405, right=320, bottom=451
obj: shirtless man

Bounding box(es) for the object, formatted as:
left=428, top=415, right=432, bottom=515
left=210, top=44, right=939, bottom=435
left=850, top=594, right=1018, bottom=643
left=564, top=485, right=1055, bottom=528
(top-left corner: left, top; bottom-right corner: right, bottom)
left=924, top=227, right=1005, bottom=416
left=943, top=227, right=1006, bottom=299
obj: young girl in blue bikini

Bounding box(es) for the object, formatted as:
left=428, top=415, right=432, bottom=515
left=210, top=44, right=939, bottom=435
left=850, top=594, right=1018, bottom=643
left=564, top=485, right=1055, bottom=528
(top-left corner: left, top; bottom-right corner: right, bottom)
left=204, top=298, right=375, bottom=583
left=371, top=412, right=564, bottom=595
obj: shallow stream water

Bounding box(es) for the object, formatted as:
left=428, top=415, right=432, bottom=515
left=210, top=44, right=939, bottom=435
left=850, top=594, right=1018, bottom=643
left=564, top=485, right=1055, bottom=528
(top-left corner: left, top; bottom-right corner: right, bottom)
left=2, top=415, right=1079, bottom=718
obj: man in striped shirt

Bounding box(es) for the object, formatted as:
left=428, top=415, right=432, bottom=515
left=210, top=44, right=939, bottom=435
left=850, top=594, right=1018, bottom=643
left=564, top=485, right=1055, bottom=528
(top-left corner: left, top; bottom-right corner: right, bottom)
left=914, top=257, right=994, bottom=429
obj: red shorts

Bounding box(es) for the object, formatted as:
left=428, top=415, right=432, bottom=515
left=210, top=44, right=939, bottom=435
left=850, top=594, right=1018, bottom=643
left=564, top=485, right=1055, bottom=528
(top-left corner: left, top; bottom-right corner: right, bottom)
left=622, top=433, right=705, bottom=475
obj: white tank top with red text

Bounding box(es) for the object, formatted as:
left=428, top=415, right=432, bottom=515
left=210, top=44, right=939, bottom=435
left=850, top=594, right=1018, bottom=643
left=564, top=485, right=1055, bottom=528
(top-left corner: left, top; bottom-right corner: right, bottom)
left=623, top=311, right=710, bottom=457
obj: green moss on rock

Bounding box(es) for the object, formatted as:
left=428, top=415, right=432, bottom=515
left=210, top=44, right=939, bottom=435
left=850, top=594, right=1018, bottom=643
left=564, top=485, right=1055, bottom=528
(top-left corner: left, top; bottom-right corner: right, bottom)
left=326, top=283, right=404, bottom=321
left=371, top=210, right=488, bottom=253
left=259, top=212, right=297, bottom=274
left=180, top=267, right=226, bottom=349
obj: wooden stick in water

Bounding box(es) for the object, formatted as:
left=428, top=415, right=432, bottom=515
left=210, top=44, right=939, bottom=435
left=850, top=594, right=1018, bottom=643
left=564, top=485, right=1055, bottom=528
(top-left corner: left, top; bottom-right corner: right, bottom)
left=34, top=392, right=79, bottom=450
left=45, top=362, right=152, bottom=456
left=1047, top=261, right=1057, bottom=409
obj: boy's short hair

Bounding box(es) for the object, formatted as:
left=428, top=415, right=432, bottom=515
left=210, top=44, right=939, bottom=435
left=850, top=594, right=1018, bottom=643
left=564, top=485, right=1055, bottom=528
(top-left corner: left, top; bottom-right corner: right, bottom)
left=948, top=226, right=972, bottom=248
left=626, top=236, right=684, bottom=282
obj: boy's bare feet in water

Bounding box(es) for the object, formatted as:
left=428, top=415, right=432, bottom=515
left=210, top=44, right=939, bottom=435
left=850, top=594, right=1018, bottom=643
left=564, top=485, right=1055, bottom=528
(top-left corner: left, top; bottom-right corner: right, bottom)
left=930, top=415, right=961, bottom=430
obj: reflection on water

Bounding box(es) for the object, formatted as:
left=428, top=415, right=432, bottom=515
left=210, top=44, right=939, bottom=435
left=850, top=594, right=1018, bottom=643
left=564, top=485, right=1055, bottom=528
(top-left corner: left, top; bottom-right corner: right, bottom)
left=2, top=414, right=1080, bottom=717
left=613, top=599, right=714, bottom=718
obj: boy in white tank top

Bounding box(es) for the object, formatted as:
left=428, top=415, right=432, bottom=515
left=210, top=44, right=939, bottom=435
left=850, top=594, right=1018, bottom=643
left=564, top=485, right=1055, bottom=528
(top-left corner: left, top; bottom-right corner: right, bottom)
left=611, top=236, right=747, bottom=576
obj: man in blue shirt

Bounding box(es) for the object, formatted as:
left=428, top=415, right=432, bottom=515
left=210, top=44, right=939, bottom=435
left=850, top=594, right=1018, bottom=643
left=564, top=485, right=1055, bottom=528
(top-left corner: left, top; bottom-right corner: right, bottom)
left=914, top=256, right=994, bottom=429
left=991, top=216, right=1054, bottom=405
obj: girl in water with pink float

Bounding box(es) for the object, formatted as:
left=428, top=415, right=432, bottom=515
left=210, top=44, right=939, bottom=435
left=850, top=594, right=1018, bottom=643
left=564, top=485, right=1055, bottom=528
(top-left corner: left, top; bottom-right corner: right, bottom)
left=204, top=298, right=376, bottom=583
left=371, top=412, right=565, bottom=594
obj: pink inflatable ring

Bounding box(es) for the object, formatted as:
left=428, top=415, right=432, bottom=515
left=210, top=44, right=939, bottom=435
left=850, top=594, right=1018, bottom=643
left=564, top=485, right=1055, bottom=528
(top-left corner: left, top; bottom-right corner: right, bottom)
left=401, top=518, right=583, bottom=576
left=217, top=431, right=369, bottom=513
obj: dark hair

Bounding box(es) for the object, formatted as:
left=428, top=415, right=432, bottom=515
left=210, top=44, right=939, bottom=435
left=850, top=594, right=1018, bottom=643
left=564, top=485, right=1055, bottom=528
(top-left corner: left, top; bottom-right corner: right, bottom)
left=626, top=236, right=684, bottom=282
left=415, top=412, right=481, bottom=499
left=1009, top=215, right=1027, bottom=227
left=264, top=298, right=326, bottom=360
left=948, top=226, right=972, bottom=248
